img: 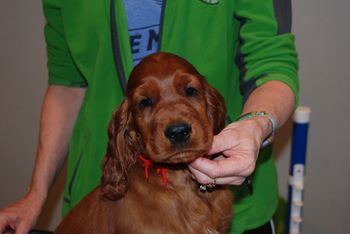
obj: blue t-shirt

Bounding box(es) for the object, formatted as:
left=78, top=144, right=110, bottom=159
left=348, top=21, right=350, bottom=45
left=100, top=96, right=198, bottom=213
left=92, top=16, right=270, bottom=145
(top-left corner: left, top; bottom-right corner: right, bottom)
left=123, top=0, right=163, bottom=65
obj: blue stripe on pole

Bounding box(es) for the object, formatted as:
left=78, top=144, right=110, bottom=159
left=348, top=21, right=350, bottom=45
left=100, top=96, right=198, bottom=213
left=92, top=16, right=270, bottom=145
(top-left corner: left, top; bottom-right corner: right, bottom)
left=290, top=122, right=309, bottom=169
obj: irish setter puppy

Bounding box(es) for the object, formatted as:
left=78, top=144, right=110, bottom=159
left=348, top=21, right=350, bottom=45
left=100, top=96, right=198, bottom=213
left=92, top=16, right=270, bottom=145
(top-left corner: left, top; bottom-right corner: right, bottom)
left=55, top=52, right=233, bottom=234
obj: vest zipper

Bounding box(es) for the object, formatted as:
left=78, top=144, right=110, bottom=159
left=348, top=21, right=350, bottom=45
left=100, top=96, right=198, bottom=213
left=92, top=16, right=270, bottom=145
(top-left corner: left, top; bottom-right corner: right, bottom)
left=110, top=0, right=127, bottom=94
left=158, top=0, right=167, bottom=51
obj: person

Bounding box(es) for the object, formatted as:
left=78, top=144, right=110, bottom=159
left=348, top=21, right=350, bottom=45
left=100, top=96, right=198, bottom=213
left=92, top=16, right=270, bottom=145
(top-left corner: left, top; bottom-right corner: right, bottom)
left=0, top=0, right=298, bottom=233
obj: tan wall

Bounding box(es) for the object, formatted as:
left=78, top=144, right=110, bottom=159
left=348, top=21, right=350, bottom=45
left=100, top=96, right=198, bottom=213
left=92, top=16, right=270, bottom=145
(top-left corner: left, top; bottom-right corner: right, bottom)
left=1, top=0, right=349, bottom=233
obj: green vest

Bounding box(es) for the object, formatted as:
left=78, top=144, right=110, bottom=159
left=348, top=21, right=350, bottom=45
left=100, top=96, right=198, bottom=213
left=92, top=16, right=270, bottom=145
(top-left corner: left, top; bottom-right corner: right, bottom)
left=43, top=0, right=299, bottom=233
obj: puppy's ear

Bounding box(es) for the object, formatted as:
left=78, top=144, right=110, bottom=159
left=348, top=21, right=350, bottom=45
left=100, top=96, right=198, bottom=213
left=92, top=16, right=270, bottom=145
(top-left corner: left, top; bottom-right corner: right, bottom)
left=205, top=83, right=227, bottom=134
left=101, top=100, right=140, bottom=200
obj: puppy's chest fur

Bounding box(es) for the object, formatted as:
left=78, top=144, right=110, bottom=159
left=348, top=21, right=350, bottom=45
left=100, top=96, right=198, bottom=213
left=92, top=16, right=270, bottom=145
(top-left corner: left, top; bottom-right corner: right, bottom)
left=56, top=164, right=232, bottom=234
left=117, top=164, right=233, bottom=233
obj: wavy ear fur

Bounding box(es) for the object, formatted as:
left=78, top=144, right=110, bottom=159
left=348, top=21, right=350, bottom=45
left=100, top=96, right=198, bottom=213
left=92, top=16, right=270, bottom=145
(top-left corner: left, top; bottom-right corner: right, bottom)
left=101, top=100, right=140, bottom=200
left=204, top=83, right=227, bottom=134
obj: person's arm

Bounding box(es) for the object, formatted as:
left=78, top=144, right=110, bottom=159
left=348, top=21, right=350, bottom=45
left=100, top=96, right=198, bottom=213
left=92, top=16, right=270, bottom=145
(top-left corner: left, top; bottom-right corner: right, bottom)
left=0, top=85, right=85, bottom=234
left=189, top=0, right=299, bottom=185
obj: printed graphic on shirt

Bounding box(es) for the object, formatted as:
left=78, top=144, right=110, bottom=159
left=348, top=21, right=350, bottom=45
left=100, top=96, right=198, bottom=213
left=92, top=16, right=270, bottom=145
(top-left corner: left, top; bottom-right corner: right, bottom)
left=199, top=0, right=219, bottom=4
left=123, top=0, right=163, bottom=65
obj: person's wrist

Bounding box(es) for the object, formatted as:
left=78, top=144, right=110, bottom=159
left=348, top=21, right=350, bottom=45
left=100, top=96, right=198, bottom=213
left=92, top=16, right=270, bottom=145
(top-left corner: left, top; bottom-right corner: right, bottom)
left=237, top=111, right=277, bottom=148
left=26, top=186, right=48, bottom=206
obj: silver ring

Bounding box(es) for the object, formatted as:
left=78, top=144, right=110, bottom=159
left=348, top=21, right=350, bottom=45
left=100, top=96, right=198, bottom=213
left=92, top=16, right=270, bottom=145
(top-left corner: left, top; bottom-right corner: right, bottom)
left=199, top=178, right=217, bottom=192
left=199, top=184, right=207, bottom=191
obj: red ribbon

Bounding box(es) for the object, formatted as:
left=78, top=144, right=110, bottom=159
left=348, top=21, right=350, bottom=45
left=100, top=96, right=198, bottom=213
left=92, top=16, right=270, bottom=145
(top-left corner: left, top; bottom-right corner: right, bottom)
left=138, top=155, right=167, bottom=187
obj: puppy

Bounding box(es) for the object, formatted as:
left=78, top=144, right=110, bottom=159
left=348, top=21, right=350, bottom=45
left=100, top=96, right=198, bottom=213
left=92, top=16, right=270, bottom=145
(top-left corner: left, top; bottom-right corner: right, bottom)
left=55, top=52, right=233, bottom=234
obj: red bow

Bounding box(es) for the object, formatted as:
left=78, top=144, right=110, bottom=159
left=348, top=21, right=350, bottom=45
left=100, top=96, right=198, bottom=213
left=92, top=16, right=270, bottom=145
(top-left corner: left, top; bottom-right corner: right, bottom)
left=138, top=155, right=167, bottom=187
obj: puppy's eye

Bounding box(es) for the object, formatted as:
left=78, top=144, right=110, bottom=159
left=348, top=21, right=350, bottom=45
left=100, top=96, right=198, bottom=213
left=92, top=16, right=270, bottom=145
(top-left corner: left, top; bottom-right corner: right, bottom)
left=185, top=87, right=198, bottom=96
left=138, top=98, right=153, bottom=108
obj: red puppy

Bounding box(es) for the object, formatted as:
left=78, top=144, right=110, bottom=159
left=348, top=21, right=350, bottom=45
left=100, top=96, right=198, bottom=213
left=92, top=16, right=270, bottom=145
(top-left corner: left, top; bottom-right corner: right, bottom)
left=55, top=52, right=233, bottom=234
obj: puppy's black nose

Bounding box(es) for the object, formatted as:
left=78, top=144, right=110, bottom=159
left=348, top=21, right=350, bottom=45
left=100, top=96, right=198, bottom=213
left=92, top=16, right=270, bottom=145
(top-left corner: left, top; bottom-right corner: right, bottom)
left=165, top=123, right=192, bottom=145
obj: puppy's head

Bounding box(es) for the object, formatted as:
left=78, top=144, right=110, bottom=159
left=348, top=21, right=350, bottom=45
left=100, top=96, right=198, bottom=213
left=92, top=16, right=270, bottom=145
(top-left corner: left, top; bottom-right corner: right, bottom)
left=127, top=52, right=226, bottom=163
left=101, top=52, right=226, bottom=199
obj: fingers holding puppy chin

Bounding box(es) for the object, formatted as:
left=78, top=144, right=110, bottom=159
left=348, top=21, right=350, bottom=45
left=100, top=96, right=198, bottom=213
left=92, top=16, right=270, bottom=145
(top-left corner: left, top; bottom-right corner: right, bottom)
left=188, top=165, right=246, bottom=186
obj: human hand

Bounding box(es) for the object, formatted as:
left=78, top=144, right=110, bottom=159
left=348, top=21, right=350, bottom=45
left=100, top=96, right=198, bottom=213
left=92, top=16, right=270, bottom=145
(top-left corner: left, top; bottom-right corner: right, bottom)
left=189, top=117, right=271, bottom=186
left=0, top=193, right=44, bottom=234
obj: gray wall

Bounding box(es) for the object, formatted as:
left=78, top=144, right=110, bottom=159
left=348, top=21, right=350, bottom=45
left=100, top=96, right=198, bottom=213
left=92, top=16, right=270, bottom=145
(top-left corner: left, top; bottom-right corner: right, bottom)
left=276, top=1, right=350, bottom=233
left=1, top=0, right=349, bottom=233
